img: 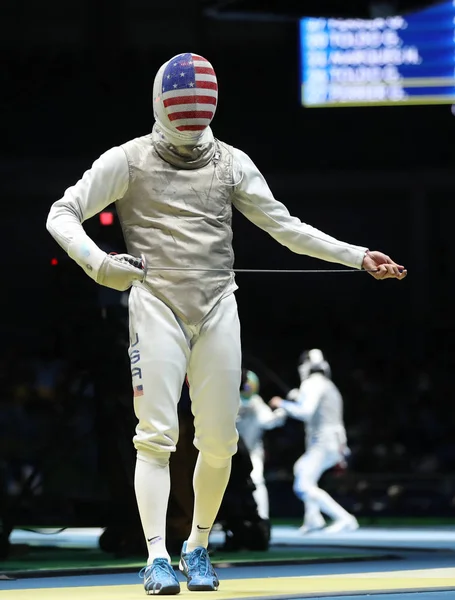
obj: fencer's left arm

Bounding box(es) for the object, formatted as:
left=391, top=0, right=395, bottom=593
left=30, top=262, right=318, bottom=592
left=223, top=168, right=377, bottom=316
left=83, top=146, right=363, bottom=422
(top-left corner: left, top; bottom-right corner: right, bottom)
left=231, top=150, right=367, bottom=269
left=278, top=377, right=324, bottom=422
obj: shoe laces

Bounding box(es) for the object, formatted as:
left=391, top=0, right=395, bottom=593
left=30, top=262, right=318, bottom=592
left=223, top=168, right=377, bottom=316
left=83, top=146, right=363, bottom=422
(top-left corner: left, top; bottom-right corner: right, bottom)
left=139, top=558, right=173, bottom=580
left=187, top=547, right=213, bottom=577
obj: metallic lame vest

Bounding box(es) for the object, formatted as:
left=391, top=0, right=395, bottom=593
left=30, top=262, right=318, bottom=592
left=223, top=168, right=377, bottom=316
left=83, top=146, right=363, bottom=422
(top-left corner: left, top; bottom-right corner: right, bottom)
left=117, top=134, right=238, bottom=324
left=305, top=377, right=345, bottom=446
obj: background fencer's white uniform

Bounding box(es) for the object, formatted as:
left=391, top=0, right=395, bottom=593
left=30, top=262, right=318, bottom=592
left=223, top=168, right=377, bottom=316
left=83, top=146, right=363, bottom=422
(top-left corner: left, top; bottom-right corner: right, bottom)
left=46, top=52, right=367, bottom=567
left=237, top=383, right=286, bottom=520
left=280, top=364, right=358, bottom=533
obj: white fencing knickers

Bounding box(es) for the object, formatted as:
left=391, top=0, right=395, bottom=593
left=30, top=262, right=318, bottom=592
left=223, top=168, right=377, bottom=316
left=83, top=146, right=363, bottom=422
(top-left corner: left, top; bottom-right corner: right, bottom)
left=128, top=285, right=241, bottom=466
left=293, top=441, right=351, bottom=528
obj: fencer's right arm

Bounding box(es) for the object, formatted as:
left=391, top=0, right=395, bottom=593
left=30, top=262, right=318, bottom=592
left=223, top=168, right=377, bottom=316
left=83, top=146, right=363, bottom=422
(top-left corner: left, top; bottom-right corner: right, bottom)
left=254, top=395, right=287, bottom=429
left=46, top=147, right=144, bottom=291
left=279, top=377, right=324, bottom=422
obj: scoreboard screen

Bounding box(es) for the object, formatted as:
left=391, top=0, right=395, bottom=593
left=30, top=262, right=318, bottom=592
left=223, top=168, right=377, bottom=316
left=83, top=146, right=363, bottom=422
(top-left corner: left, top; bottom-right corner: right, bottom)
left=300, top=1, right=455, bottom=107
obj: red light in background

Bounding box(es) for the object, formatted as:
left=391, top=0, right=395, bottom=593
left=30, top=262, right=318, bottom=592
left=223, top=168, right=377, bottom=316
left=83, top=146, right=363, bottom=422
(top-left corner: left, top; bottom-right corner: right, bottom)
left=100, top=211, right=114, bottom=226
left=50, top=258, right=58, bottom=266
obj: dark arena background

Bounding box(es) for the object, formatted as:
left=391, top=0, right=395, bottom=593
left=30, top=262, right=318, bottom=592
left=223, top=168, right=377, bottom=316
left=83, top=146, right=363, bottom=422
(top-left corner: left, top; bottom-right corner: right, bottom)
left=1, top=0, right=455, bottom=598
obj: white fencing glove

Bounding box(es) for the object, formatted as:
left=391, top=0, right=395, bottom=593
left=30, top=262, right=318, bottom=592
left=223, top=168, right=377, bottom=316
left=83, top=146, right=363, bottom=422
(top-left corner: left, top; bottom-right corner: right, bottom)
left=68, top=235, right=145, bottom=291
left=98, top=253, right=146, bottom=291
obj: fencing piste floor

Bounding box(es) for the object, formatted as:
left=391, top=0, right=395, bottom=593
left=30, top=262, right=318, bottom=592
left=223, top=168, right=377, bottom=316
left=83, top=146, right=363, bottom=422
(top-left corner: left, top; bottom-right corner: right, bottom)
left=1, top=524, right=455, bottom=599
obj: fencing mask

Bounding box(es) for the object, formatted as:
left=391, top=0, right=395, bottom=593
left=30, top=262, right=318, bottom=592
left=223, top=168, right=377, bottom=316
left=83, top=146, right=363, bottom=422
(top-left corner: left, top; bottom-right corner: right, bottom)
left=240, top=370, right=260, bottom=403
left=298, top=349, right=331, bottom=381
left=152, top=52, right=218, bottom=147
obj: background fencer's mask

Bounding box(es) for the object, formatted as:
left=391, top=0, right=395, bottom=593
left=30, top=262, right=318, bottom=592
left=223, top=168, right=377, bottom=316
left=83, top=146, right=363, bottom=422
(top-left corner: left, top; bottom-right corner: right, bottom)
left=240, top=370, right=260, bottom=403
left=298, top=349, right=331, bottom=381
left=153, top=52, right=218, bottom=147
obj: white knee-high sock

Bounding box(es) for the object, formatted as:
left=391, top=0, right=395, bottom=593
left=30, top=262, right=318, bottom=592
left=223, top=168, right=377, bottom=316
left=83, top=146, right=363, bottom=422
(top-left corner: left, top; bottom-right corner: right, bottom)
left=252, top=481, right=270, bottom=520
left=135, top=454, right=171, bottom=563
left=186, top=454, right=231, bottom=552
left=303, top=497, right=325, bottom=527
left=310, top=487, right=352, bottom=522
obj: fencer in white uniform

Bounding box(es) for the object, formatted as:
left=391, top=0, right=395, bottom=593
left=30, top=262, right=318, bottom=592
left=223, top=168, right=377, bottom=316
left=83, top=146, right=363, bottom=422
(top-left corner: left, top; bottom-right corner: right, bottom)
left=237, top=370, right=286, bottom=521
left=46, top=52, right=405, bottom=594
left=271, top=349, right=358, bottom=534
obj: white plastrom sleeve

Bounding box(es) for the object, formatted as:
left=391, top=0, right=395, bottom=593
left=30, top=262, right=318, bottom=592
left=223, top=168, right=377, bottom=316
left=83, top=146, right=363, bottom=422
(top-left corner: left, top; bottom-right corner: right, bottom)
left=46, top=146, right=129, bottom=279
left=254, top=396, right=287, bottom=429
left=279, top=376, right=325, bottom=422
left=232, top=149, right=367, bottom=269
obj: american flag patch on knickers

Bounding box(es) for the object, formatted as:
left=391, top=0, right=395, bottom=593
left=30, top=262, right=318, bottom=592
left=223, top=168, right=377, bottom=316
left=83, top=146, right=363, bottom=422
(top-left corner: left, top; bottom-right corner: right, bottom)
left=162, top=53, right=218, bottom=133
left=134, top=385, right=144, bottom=397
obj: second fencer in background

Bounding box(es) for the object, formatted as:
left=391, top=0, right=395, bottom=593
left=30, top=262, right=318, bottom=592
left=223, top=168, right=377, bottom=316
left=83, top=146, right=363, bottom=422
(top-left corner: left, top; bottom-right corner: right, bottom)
left=270, top=349, right=358, bottom=534
left=237, top=370, right=286, bottom=523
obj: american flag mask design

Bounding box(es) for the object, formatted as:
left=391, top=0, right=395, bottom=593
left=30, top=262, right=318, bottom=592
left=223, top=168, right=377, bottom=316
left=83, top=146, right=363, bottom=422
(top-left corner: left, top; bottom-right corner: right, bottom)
left=159, top=53, right=218, bottom=135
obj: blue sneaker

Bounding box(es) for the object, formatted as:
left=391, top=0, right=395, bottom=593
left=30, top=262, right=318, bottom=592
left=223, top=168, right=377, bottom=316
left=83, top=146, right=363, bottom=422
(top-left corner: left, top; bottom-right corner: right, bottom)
left=179, top=542, right=219, bottom=591
left=140, top=558, right=180, bottom=595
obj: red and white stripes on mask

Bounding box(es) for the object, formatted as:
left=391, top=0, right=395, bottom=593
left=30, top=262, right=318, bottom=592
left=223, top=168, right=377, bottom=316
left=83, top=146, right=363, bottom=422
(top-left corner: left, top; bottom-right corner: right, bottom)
left=156, top=52, right=218, bottom=137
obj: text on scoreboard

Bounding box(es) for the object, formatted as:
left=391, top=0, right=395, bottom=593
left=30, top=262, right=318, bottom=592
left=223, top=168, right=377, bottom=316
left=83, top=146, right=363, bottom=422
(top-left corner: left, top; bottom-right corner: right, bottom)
left=300, top=1, right=455, bottom=107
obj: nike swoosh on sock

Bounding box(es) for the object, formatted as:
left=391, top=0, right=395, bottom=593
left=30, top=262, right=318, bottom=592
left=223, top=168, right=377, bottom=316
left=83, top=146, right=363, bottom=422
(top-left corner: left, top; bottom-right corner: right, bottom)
left=147, top=535, right=161, bottom=543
